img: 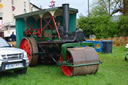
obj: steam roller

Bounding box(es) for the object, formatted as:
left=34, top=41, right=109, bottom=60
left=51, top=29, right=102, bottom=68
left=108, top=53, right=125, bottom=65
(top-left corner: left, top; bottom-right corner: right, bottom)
left=15, top=4, right=101, bottom=76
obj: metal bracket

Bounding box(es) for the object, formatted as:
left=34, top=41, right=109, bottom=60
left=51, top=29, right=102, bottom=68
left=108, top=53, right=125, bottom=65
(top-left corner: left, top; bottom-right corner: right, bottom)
left=61, top=42, right=95, bottom=61
left=59, top=61, right=102, bottom=67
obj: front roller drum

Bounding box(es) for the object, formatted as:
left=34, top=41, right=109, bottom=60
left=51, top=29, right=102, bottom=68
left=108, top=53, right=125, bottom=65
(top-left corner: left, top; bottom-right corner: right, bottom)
left=19, top=37, right=39, bottom=66
left=60, top=47, right=99, bottom=76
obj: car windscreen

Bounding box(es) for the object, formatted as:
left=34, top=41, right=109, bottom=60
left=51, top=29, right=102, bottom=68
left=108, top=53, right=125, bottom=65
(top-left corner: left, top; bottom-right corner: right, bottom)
left=0, top=38, right=10, bottom=47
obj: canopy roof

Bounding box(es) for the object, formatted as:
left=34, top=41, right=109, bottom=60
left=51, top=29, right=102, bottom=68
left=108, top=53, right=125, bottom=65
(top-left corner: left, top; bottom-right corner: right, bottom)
left=15, top=6, right=78, bottom=19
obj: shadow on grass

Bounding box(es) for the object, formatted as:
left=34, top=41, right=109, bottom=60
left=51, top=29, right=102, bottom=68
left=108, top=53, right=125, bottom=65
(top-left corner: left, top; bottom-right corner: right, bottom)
left=0, top=71, right=27, bottom=79
left=0, top=71, right=18, bottom=78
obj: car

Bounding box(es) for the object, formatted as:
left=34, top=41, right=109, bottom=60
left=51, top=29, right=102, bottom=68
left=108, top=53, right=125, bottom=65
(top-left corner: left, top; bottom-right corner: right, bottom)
left=0, top=37, right=29, bottom=74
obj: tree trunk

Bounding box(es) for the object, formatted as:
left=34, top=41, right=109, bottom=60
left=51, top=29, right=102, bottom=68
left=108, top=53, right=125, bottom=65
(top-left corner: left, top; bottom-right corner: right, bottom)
left=123, top=0, right=128, bottom=15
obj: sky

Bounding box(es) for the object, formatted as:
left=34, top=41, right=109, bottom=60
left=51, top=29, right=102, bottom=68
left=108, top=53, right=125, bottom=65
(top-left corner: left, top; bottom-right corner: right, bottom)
left=30, top=0, right=97, bottom=17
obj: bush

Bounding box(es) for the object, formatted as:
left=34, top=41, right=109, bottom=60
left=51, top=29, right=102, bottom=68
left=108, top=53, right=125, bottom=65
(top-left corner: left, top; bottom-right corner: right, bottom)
left=77, top=16, right=94, bottom=37
left=118, top=16, right=128, bottom=36
left=77, top=15, right=124, bottom=38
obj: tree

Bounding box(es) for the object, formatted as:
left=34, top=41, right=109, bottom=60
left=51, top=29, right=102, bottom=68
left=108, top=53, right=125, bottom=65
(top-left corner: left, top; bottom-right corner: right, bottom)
left=90, top=0, right=128, bottom=16
left=111, top=0, right=128, bottom=15
left=121, top=0, right=128, bottom=15
left=90, top=3, right=109, bottom=16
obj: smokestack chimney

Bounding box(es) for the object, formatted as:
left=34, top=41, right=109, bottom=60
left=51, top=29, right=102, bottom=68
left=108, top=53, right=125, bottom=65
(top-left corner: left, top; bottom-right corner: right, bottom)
left=62, top=4, right=69, bottom=37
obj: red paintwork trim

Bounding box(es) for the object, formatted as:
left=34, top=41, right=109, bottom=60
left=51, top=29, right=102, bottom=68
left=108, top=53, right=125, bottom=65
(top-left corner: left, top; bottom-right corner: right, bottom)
left=19, top=38, right=31, bottom=63
left=40, top=17, right=52, bottom=33
left=43, top=17, right=54, bottom=30
left=52, top=16, right=61, bottom=39
left=60, top=53, right=73, bottom=76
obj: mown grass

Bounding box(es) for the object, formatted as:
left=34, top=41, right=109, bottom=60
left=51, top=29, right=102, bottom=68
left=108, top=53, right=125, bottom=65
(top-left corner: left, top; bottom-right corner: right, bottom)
left=0, top=46, right=128, bottom=85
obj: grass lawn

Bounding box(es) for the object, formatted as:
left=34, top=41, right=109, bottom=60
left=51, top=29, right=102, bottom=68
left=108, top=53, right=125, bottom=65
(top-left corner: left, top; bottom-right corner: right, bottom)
left=0, top=46, right=128, bottom=85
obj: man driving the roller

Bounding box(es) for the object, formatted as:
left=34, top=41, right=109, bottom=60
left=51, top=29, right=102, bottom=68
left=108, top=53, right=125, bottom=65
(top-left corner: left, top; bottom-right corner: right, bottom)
left=57, top=22, right=64, bottom=37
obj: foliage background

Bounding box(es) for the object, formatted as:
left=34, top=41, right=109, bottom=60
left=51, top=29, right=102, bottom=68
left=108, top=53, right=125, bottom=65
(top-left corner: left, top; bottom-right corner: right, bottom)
left=77, top=0, right=128, bottom=39
left=77, top=15, right=128, bottom=38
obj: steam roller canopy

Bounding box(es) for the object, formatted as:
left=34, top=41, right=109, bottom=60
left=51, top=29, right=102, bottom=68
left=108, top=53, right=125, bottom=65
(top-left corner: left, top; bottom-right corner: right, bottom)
left=61, top=47, right=99, bottom=76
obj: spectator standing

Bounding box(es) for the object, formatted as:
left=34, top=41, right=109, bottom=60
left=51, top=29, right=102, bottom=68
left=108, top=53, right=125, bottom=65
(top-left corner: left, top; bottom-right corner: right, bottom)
left=10, top=32, right=16, bottom=41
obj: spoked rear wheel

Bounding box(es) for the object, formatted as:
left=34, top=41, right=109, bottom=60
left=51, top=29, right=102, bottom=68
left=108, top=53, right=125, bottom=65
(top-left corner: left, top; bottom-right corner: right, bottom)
left=19, top=37, right=39, bottom=66
left=20, top=38, right=31, bottom=61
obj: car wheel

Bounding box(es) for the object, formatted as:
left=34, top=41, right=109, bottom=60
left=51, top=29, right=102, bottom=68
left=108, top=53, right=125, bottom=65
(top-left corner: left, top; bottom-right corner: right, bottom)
left=125, top=56, right=127, bottom=61
left=14, top=68, right=27, bottom=74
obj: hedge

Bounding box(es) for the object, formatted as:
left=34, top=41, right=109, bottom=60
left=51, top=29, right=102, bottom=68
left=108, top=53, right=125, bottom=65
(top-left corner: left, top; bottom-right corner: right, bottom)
left=77, top=15, right=128, bottom=38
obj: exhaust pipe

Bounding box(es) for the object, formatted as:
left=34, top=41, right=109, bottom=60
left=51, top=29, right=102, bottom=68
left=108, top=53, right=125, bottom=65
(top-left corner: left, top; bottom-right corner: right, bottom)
left=62, top=4, right=69, bottom=37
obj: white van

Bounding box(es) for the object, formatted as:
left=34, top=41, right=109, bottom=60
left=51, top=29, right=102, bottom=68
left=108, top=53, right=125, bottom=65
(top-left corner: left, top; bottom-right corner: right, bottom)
left=0, top=37, right=29, bottom=74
